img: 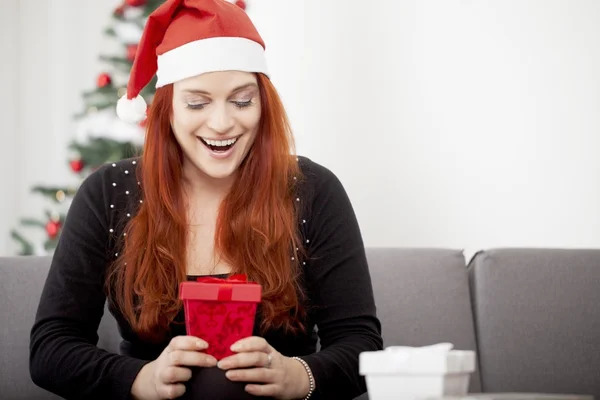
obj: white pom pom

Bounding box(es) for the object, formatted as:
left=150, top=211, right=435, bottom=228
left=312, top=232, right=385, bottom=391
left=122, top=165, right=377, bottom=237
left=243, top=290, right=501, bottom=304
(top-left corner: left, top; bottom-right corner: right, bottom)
left=116, top=94, right=147, bottom=124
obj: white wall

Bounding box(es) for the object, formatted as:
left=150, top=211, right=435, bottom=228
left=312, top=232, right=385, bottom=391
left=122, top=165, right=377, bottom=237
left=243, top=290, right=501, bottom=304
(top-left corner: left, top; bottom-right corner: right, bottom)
left=250, top=0, right=600, bottom=253
left=0, top=0, right=20, bottom=256
left=2, top=0, right=600, bottom=256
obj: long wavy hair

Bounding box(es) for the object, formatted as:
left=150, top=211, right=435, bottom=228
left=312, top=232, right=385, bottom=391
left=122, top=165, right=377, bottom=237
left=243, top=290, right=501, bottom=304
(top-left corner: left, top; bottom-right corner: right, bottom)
left=106, top=74, right=305, bottom=343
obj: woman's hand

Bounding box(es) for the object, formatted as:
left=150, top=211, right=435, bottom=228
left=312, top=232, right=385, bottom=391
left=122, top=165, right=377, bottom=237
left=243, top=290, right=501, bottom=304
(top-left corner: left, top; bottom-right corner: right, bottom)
left=131, top=336, right=218, bottom=400
left=217, top=336, right=311, bottom=399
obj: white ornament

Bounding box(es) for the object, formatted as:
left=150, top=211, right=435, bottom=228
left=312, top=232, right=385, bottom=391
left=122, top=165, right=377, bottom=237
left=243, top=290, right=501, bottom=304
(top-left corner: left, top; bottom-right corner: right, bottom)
left=123, top=6, right=145, bottom=20
left=113, top=21, right=143, bottom=44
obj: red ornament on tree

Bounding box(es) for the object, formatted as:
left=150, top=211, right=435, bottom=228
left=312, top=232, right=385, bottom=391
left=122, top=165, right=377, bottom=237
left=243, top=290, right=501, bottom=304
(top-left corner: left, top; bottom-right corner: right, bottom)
left=70, top=159, right=84, bottom=173
left=114, top=4, right=126, bottom=17
left=235, top=0, right=246, bottom=10
left=45, top=220, right=62, bottom=240
left=127, top=44, right=138, bottom=62
left=126, top=0, right=147, bottom=7
left=97, top=73, right=112, bottom=88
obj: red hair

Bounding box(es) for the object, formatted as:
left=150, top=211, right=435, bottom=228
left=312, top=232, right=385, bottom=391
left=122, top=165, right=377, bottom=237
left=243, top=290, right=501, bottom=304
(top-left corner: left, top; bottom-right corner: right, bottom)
left=106, top=74, right=305, bottom=342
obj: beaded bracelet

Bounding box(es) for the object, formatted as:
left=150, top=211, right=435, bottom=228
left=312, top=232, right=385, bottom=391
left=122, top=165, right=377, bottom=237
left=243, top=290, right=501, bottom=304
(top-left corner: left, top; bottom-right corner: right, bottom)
left=291, top=356, right=315, bottom=400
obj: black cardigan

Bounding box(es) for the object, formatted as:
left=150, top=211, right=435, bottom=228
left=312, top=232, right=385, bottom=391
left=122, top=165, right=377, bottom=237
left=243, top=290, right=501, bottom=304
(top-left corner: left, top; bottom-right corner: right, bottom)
left=29, top=155, right=383, bottom=399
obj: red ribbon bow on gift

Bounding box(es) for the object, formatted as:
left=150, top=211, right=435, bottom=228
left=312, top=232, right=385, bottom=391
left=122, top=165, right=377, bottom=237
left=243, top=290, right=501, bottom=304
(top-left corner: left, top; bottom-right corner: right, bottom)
left=196, top=274, right=249, bottom=301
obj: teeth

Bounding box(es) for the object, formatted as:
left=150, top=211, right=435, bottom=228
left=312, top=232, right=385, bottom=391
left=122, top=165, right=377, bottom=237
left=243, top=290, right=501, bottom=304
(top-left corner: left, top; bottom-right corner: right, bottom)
left=203, top=137, right=237, bottom=147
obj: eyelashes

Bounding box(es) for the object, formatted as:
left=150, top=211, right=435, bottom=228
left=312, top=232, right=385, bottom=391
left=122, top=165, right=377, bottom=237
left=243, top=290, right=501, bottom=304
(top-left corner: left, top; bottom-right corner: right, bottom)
left=233, top=100, right=253, bottom=109
left=186, top=100, right=254, bottom=110
left=186, top=103, right=207, bottom=110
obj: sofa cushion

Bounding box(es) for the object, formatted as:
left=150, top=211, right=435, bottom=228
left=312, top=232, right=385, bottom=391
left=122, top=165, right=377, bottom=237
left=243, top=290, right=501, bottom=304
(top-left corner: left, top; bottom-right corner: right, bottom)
left=0, top=256, right=62, bottom=399
left=469, top=248, right=600, bottom=398
left=366, top=247, right=481, bottom=392
left=0, top=256, right=120, bottom=399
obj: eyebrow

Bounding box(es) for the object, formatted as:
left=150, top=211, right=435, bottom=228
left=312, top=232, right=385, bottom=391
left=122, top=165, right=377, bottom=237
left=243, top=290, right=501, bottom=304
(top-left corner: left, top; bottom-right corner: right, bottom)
left=182, top=82, right=258, bottom=96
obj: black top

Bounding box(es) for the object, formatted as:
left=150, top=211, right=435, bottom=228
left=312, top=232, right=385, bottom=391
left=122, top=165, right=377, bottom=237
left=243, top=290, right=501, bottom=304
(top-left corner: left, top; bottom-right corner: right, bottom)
left=29, top=156, right=383, bottom=400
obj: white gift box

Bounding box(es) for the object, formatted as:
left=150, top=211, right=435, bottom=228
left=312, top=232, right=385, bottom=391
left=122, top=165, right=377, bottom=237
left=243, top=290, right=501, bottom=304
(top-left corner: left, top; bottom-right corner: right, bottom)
left=359, top=343, right=476, bottom=400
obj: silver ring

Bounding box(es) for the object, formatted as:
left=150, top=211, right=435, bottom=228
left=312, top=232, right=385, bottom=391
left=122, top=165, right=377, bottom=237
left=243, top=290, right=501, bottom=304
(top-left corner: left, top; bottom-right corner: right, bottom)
left=265, top=353, right=272, bottom=368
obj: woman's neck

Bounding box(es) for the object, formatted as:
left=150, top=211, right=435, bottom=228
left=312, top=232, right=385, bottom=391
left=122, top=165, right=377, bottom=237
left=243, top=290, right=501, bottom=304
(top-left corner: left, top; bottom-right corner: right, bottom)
left=181, top=162, right=236, bottom=201
left=183, top=166, right=235, bottom=197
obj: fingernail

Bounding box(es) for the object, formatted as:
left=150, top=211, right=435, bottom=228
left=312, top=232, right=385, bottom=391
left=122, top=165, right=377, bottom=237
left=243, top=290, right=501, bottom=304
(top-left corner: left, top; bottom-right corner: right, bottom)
left=230, top=344, right=240, bottom=352
left=217, top=360, right=229, bottom=369
left=196, top=340, right=208, bottom=349
left=207, top=356, right=218, bottom=366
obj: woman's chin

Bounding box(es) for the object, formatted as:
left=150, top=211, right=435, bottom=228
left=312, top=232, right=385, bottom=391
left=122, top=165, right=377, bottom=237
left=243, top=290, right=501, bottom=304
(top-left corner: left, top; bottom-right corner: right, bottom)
left=187, top=156, right=241, bottom=182
left=202, top=165, right=238, bottom=180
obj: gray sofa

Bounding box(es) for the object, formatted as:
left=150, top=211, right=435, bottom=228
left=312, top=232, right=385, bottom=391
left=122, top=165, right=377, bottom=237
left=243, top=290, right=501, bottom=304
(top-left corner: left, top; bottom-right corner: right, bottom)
left=1, top=248, right=599, bottom=399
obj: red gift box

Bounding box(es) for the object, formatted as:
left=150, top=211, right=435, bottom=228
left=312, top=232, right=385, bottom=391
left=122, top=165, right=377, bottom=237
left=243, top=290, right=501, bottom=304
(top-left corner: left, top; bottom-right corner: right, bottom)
left=179, top=274, right=262, bottom=360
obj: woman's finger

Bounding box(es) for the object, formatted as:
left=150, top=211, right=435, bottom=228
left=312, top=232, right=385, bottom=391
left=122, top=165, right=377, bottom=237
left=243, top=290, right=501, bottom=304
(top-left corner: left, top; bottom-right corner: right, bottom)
left=167, top=335, right=208, bottom=352
left=157, top=382, right=187, bottom=399
left=230, top=336, right=271, bottom=353
left=244, top=383, right=280, bottom=397
left=160, top=365, right=193, bottom=384
left=225, top=366, right=275, bottom=383
left=168, top=349, right=218, bottom=367
left=218, top=350, right=270, bottom=370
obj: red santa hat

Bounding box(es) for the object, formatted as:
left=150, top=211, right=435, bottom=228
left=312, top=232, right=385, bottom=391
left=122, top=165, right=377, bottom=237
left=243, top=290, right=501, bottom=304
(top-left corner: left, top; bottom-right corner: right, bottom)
left=117, top=0, right=268, bottom=124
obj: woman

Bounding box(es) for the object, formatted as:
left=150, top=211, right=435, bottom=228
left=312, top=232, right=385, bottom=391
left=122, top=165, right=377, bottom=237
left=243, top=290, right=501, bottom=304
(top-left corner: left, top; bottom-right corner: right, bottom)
left=29, top=0, right=383, bottom=399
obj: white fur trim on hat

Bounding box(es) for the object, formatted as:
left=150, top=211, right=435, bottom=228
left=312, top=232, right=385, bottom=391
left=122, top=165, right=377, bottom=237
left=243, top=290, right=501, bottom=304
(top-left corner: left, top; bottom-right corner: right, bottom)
left=116, top=94, right=147, bottom=124
left=156, top=37, right=268, bottom=88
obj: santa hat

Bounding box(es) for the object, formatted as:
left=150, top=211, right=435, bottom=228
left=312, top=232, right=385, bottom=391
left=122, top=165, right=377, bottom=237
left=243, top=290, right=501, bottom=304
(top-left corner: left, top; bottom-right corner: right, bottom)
left=116, top=0, right=268, bottom=124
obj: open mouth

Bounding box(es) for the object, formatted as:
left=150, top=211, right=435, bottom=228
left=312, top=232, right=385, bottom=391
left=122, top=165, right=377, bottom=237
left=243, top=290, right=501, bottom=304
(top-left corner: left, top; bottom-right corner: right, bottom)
left=198, top=136, right=239, bottom=153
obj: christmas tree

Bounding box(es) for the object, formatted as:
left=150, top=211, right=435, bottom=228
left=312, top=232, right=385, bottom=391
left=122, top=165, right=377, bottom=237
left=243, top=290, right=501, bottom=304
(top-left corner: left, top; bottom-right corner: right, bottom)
left=10, top=0, right=164, bottom=256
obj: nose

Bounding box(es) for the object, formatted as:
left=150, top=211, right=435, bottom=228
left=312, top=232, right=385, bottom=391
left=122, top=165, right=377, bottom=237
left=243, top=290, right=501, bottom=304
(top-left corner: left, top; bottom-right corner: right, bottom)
left=206, top=102, right=234, bottom=135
